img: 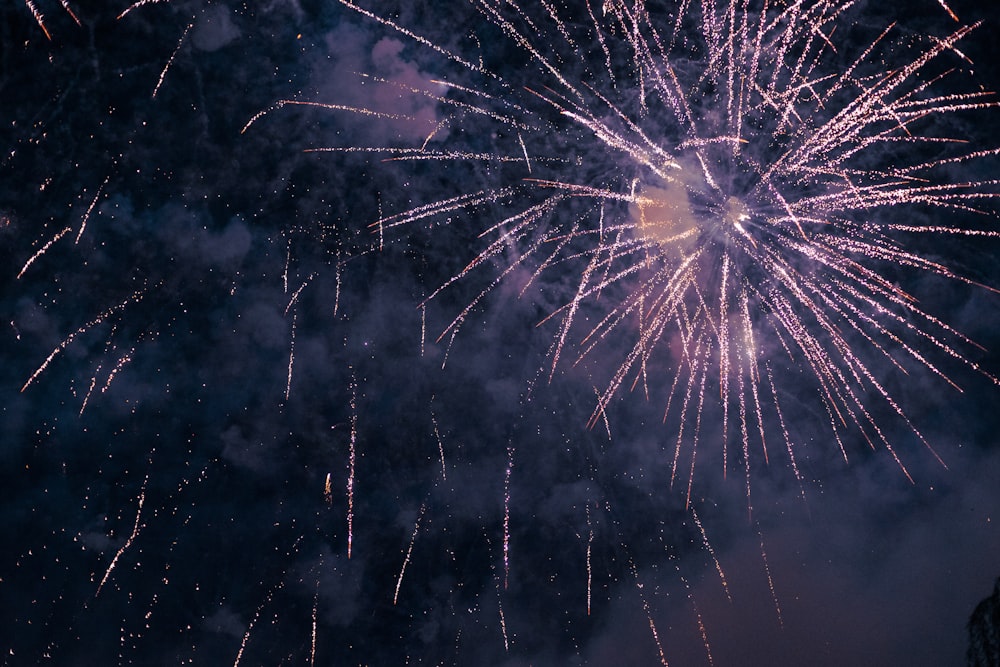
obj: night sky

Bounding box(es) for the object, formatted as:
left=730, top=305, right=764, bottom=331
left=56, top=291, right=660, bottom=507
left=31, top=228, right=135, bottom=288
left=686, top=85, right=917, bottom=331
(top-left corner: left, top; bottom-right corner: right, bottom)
left=3, top=1, right=1000, bottom=665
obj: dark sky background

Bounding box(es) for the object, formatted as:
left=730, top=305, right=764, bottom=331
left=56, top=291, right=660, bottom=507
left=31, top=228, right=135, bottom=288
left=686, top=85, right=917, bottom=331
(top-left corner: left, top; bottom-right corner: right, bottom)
left=2, top=1, right=1000, bottom=665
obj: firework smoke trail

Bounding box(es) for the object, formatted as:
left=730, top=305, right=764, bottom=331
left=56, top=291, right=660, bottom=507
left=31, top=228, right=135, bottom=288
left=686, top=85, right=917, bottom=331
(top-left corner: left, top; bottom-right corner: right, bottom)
left=306, top=0, right=1000, bottom=498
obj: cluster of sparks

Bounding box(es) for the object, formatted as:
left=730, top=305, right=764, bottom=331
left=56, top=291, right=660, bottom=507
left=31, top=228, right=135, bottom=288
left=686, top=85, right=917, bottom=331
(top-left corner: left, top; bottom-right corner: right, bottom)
left=315, top=0, right=1000, bottom=506
left=23, top=0, right=80, bottom=40
left=10, top=0, right=1000, bottom=663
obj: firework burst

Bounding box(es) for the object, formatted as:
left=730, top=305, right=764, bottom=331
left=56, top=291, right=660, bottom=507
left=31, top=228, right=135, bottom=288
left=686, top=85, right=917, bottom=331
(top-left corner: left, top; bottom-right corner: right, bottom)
left=296, top=0, right=1000, bottom=504
left=3, top=2, right=998, bottom=664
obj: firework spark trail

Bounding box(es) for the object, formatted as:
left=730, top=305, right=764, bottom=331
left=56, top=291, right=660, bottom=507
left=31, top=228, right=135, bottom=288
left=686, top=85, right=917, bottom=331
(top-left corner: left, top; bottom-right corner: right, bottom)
left=310, top=576, right=320, bottom=667
left=18, top=226, right=72, bottom=279
left=117, top=0, right=172, bottom=21
left=58, top=1, right=80, bottom=25
left=757, top=526, right=784, bottom=628
left=95, top=475, right=148, bottom=597
left=683, top=332, right=712, bottom=507
left=21, top=286, right=149, bottom=392
left=765, top=363, right=806, bottom=500
left=24, top=0, right=50, bottom=40
left=393, top=502, right=427, bottom=605
left=585, top=503, right=593, bottom=616
left=628, top=556, right=670, bottom=667
left=691, top=507, right=731, bottom=601
left=79, top=370, right=99, bottom=416
left=339, top=0, right=493, bottom=78
left=285, top=311, right=296, bottom=401
left=665, top=549, right=716, bottom=667
left=153, top=22, right=192, bottom=99
left=420, top=305, right=426, bottom=355
left=503, top=445, right=513, bottom=590
left=346, top=372, right=357, bottom=559
left=242, top=100, right=417, bottom=134
left=76, top=175, right=110, bottom=243
left=102, top=348, right=135, bottom=393
left=232, top=588, right=273, bottom=667
left=431, top=409, right=447, bottom=480
left=495, top=563, right=510, bottom=652
left=231, top=536, right=304, bottom=667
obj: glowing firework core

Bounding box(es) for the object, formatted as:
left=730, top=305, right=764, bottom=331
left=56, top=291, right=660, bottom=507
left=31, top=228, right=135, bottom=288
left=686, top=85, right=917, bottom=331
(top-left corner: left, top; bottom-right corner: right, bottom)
left=630, top=152, right=757, bottom=252
left=630, top=179, right=698, bottom=250
left=725, top=197, right=750, bottom=226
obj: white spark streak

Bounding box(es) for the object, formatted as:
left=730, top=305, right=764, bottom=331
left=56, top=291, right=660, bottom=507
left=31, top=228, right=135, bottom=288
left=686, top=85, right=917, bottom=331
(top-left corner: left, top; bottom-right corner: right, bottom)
left=393, top=502, right=427, bottom=605
left=96, top=476, right=147, bottom=597
left=152, top=23, right=192, bottom=99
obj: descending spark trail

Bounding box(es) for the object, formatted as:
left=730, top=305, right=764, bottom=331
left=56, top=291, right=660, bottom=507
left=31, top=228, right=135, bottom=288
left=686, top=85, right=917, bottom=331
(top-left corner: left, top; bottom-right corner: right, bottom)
left=20, top=286, right=149, bottom=392
left=24, top=0, right=51, bottom=39
left=393, top=501, right=426, bottom=605
left=14, top=0, right=79, bottom=37
left=152, top=22, right=192, bottom=99
left=95, top=475, right=148, bottom=598
left=300, top=0, right=1000, bottom=498
left=346, top=372, right=358, bottom=559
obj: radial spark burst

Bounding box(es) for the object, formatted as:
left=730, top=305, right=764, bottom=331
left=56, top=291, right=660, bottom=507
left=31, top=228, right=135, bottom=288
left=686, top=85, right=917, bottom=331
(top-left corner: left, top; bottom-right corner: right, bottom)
left=301, top=0, right=1000, bottom=498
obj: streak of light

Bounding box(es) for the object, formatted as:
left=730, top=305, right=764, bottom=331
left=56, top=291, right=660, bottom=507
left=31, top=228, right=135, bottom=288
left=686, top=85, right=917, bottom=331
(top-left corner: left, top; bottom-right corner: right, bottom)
left=431, top=409, right=446, bottom=480
left=25, top=0, right=50, bottom=40
left=691, top=507, right=730, bottom=601
left=628, top=556, right=669, bottom=667
left=18, top=227, right=72, bottom=279
left=310, top=577, right=319, bottom=667
left=76, top=175, right=110, bottom=243
left=585, top=504, right=593, bottom=616
left=118, top=0, right=172, bottom=21
left=285, top=311, right=296, bottom=401
left=503, top=445, right=513, bottom=590
left=346, top=372, right=357, bottom=558
left=152, top=23, right=192, bottom=99
left=22, top=287, right=148, bottom=392
left=758, top=526, right=783, bottom=628
left=95, top=475, right=147, bottom=597
left=393, top=502, right=427, bottom=605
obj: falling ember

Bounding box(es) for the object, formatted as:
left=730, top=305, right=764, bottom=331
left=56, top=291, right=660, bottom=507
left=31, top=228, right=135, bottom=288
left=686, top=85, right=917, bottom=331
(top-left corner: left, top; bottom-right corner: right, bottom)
left=310, top=578, right=319, bottom=667
left=117, top=0, right=172, bottom=21
left=346, top=372, right=357, bottom=559
left=231, top=537, right=302, bottom=667
left=503, top=446, right=513, bottom=590
left=628, top=556, right=670, bottom=667
left=758, top=526, right=784, bottom=628
left=18, top=226, right=73, bottom=279
left=152, top=23, right=192, bottom=99
left=586, top=504, right=593, bottom=616
left=393, top=502, right=427, bottom=605
left=232, top=589, right=274, bottom=667
left=58, top=1, right=81, bottom=26
left=431, top=409, right=447, bottom=480
left=691, top=507, right=731, bottom=602
left=21, top=287, right=148, bottom=393
left=669, top=554, right=716, bottom=667
left=76, top=175, right=110, bottom=244
left=24, top=0, right=51, bottom=40
left=285, top=311, right=296, bottom=401
left=95, top=475, right=148, bottom=597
